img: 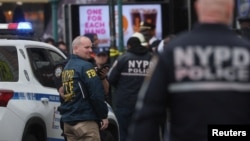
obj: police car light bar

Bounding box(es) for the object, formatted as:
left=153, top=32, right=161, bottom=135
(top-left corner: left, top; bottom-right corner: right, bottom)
left=0, top=22, right=32, bottom=30
left=0, top=22, right=33, bottom=36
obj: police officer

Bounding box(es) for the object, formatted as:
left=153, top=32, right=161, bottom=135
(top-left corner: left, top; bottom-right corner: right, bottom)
left=127, top=0, right=250, bottom=141
left=93, top=49, right=112, bottom=106
left=108, top=36, right=152, bottom=141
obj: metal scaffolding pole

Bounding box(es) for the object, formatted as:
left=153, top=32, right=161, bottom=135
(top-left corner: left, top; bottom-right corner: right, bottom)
left=117, top=0, right=124, bottom=52
left=187, top=0, right=192, bottom=31
left=109, top=0, right=116, bottom=48
left=50, top=0, right=58, bottom=42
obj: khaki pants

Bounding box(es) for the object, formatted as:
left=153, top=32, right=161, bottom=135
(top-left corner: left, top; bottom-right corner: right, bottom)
left=64, top=121, right=100, bottom=141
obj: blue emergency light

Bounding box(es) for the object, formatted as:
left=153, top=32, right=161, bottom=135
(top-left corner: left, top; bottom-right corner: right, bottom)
left=18, top=22, right=32, bottom=30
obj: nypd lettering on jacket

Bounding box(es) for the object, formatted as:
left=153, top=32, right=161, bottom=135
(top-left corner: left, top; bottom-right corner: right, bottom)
left=174, top=46, right=250, bottom=82
left=122, top=60, right=152, bottom=76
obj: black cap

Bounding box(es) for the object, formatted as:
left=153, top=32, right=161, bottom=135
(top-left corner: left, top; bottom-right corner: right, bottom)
left=127, top=36, right=143, bottom=48
left=93, top=48, right=108, bottom=56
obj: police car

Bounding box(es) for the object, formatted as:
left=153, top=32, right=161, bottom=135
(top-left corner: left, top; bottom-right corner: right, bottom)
left=0, top=22, right=119, bottom=141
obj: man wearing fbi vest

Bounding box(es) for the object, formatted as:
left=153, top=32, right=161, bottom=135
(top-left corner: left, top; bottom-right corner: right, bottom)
left=60, top=36, right=108, bottom=141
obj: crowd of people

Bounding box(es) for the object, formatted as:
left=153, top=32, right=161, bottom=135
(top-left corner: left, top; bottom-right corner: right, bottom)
left=45, top=0, right=250, bottom=140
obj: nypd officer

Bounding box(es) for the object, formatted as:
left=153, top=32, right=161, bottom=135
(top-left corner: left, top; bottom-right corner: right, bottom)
left=127, top=0, right=250, bottom=141
left=108, top=36, right=152, bottom=141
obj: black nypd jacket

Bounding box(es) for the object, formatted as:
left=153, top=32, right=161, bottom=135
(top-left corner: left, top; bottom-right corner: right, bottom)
left=128, top=24, right=250, bottom=141
left=108, top=46, right=152, bottom=110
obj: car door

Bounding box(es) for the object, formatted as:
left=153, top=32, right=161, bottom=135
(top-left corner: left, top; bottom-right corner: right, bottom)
left=27, top=46, right=66, bottom=140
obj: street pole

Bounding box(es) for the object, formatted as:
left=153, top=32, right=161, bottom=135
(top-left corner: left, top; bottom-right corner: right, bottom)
left=109, top=0, right=116, bottom=48
left=50, top=0, right=58, bottom=42
left=117, top=0, right=124, bottom=52
left=187, top=0, right=192, bottom=31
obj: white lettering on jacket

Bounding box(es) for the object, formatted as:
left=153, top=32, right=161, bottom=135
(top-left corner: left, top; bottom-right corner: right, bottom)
left=174, top=46, right=250, bottom=81
left=121, top=60, right=152, bottom=76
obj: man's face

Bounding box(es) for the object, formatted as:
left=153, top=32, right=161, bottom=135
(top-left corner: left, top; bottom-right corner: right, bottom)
left=75, top=38, right=93, bottom=60
left=240, top=21, right=250, bottom=29
left=140, top=29, right=152, bottom=42
left=94, top=54, right=108, bottom=66
left=58, top=44, right=67, bottom=52
left=92, top=35, right=99, bottom=48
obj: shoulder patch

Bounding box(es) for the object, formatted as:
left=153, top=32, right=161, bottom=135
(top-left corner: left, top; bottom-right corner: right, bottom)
left=54, top=66, right=63, bottom=78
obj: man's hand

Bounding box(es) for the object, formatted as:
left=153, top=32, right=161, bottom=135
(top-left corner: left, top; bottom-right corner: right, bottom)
left=100, top=118, right=109, bottom=130
left=58, top=86, right=65, bottom=99
left=99, top=67, right=109, bottom=80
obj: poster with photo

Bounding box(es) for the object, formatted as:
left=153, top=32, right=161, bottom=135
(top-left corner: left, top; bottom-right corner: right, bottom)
left=79, top=4, right=162, bottom=47
left=115, top=4, right=162, bottom=47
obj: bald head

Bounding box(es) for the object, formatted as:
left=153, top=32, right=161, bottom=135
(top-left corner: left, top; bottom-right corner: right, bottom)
left=72, top=36, right=91, bottom=49
left=71, top=36, right=93, bottom=60
left=195, top=0, right=234, bottom=25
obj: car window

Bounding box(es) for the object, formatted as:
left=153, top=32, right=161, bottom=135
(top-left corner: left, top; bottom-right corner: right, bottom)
left=28, top=48, right=55, bottom=88
left=27, top=47, right=66, bottom=88
left=0, top=46, right=19, bottom=82
left=49, top=50, right=66, bottom=65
